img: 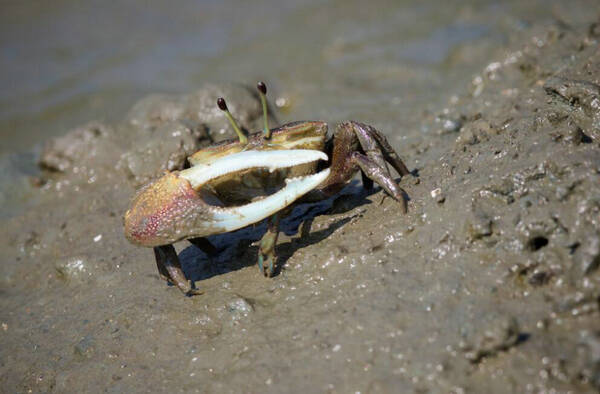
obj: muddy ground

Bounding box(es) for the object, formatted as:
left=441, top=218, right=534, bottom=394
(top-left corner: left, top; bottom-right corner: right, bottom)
left=1, top=10, right=600, bottom=394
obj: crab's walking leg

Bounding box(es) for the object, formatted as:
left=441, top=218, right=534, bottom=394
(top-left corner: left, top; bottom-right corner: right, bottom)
left=154, top=252, right=171, bottom=283
left=365, top=126, right=411, bottom=177
left=188, top=237, right=218, bottom=256
left=300, top=217, right=314, bottom=239
left=348, top=122, right=410, bottom=211
left=306, top=121, right=410, bottom=209
left=258, top=213, right=281, bottom=277
left=153, top=245, right=203, bottom=296
left=351, top=152, right=408, bottom=213
left=350, top=122, right=411, bottom=177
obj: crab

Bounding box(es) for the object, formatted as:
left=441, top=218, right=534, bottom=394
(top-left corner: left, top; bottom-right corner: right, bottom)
left=123, top=82, right=411, bottom=296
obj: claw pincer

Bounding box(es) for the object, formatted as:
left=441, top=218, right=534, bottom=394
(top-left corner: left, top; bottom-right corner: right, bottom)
left=124, top=150, right=330, bottom=247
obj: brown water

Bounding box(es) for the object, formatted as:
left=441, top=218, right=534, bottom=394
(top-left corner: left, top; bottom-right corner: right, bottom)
left=1, top=1, right=599, bottom=392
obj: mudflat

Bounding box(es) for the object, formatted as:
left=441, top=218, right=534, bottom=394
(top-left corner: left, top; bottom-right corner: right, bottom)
left=1, top=2, right=599, bottom=392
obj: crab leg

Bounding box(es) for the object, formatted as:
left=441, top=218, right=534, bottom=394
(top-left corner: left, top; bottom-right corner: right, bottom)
left=298, top=121, right=410, bottom=210
left=258, top=213, right=281, bottom=277
left=351, top=152, right=408, bottom=213
left=367, top=127, right=411, bottom=177
left=154, top=245, right=203, bottom=296
left=351, top=122, right=389, bottom=172
left=351, top=121, right=411, bottom=177
left=154, top=249, right=171, bottom=282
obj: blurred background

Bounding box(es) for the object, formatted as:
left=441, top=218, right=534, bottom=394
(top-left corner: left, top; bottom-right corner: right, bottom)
left=1, top=0, right=588, bottom=155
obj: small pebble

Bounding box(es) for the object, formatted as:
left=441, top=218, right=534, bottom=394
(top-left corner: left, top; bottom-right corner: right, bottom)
left=430, top=188, right=446, bottom=203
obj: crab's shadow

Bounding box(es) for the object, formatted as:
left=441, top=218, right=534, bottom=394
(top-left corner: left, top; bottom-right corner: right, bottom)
left=179, top=180, right=383, bottom=283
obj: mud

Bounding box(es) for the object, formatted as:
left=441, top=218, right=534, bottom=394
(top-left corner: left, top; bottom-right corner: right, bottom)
left=1, top=4, right=600, bottom=394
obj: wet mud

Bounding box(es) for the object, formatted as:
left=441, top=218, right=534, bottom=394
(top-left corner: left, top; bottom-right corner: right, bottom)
left=1, top=8, right=600, bottom=394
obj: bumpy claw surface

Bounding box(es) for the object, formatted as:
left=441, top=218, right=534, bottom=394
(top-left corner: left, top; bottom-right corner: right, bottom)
left=124, top=171, right=214, bottom=247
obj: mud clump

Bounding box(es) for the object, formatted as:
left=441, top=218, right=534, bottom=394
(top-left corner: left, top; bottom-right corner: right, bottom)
left=39, top=121, right=114, bottom=173
left=38, top=83, right=271, bottom=187
left=460, top=316, right=522, bottom=364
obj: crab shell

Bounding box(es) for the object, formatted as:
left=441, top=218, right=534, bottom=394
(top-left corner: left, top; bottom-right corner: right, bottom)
left=124, top=121, right=330, bottom=247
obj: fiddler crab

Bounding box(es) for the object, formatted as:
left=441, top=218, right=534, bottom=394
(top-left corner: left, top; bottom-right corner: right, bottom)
left=124, top=82, right=411, bottom=296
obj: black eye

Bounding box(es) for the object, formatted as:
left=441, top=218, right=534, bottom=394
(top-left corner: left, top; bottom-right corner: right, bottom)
left=217, top=97, right=228, bottom=111
left=257, top=81, right=267, bottom=95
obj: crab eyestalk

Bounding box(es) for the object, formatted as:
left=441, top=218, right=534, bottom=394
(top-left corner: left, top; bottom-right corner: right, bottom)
left=217, top=97, right=247, bottom=145
left=257, top=81, right=271, bottom=139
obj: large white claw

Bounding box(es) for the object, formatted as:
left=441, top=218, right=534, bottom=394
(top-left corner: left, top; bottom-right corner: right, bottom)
left=209, top=168, right=330, bottom=232
left=180, top=149, right=328, bottom=189
left=179, top=149, right=330, bottom=233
